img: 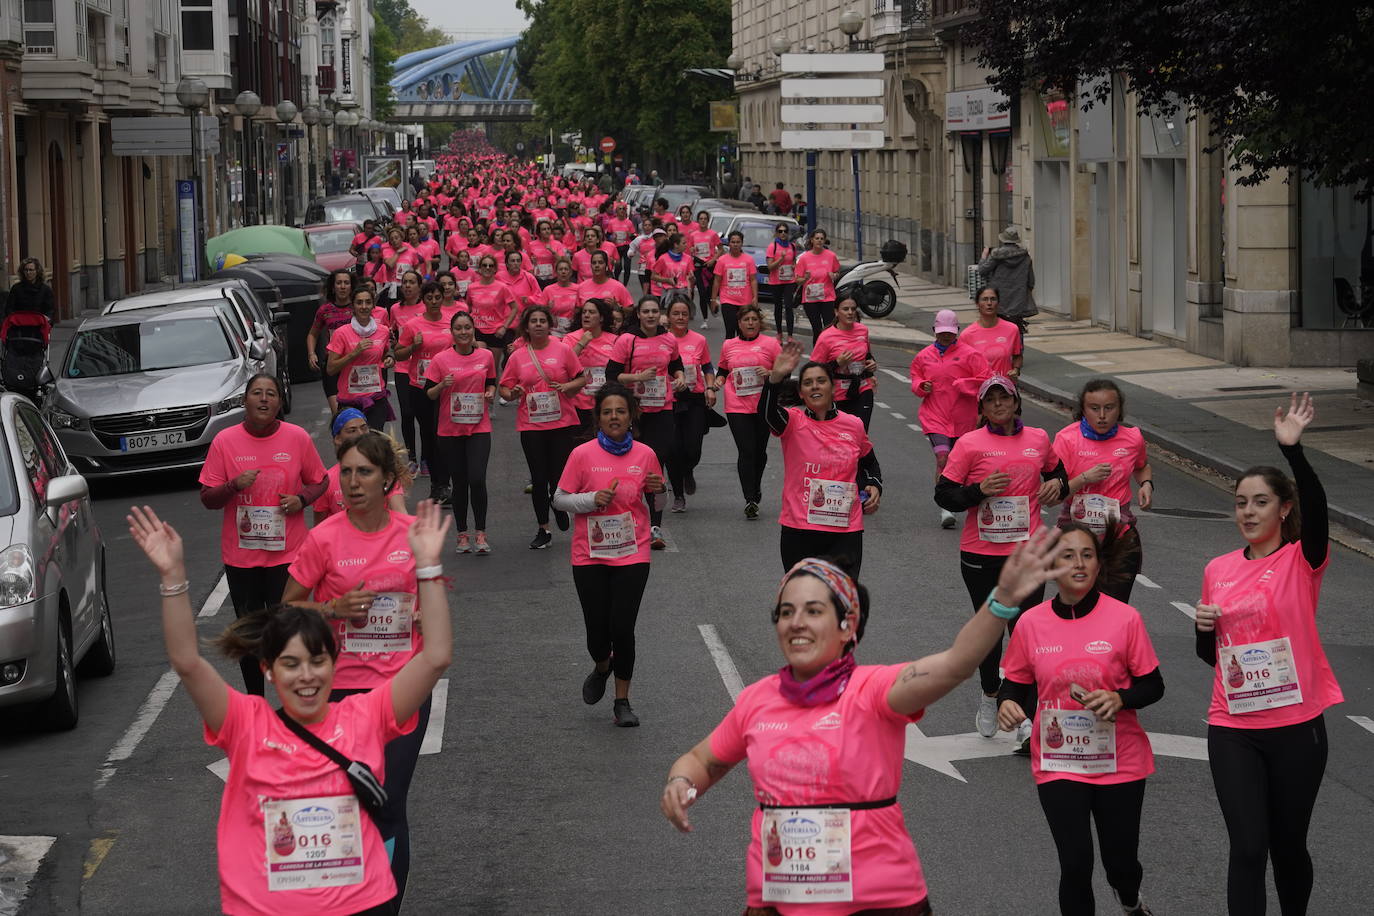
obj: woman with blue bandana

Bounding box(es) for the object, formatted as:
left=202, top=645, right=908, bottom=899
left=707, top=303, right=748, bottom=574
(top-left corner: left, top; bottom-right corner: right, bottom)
left=313, top=408, right=410, bottom=522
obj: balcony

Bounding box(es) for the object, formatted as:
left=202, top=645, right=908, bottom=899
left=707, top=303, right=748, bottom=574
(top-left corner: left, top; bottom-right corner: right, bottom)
left=931, top=0, right=979, bottom=30
left=316, top=63, right=335, bottom=94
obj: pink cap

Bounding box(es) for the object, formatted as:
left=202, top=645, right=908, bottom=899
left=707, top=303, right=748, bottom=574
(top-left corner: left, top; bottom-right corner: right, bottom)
left=933, top=309, right=960, bottom=335
left=978, top=375, right=1018, bottom=401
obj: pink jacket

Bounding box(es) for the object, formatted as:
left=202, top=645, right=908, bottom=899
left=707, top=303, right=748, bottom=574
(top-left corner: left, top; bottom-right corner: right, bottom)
left=909, top=341, right=989, bottom=437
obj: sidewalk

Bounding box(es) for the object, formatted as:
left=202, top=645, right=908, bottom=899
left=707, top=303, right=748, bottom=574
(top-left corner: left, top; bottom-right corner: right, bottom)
left=862, top=275, right=1374, bottom=542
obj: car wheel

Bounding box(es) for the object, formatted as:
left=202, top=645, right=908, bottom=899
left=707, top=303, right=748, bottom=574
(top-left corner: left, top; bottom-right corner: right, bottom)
left=279, top=372, right=293, bottom=417
left=79, top=569, right=116, bottom=677
left=37, top=617, right=78, bottom=730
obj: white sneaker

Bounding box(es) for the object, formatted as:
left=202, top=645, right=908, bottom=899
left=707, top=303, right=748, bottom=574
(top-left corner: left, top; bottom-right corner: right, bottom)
left=975, top=695, right=997, bottom=738
left=940, top=509, right=956, bottom=529
left=698, top=319, right=709, bottom=329
left=1015, top=718, right=1033, bottom=744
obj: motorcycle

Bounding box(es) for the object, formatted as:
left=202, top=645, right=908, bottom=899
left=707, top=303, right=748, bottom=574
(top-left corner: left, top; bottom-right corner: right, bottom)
left=835, top=240, right=907, bottom=320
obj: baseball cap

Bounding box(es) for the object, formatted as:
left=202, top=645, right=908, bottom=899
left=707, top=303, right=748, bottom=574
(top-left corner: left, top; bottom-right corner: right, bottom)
left=978, top=375, right=1018, bottom=401
left=933, top=309, right=960, bottom=335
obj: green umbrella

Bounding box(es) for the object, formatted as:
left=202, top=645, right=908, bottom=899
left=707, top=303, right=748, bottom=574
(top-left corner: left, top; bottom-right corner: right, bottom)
left=206, top=225, right=315, bottom=270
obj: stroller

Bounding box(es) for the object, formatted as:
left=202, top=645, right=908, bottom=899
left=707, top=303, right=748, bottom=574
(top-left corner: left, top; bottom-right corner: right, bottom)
left=1, top=311, right=52, bottom=404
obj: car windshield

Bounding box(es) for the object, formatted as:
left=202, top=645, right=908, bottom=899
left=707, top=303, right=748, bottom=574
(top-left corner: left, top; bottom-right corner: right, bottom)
left=65, top=317, right=235, bottom=379
left=308, top=227, right=355, bottom=254
left=323, top=201, right=375, bottom=224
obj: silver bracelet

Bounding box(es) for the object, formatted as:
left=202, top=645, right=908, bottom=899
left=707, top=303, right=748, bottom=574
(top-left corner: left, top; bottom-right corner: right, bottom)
left=159, top=580, right=190, bottom=597
left=415, top=564, right=444, bottom=581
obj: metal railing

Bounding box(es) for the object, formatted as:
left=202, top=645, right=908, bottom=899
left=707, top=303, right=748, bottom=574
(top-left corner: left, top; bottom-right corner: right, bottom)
left=901, top=0, right=931, bottom=31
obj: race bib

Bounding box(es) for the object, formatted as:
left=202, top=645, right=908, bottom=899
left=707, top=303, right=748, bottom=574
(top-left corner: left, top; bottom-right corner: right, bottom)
left=1223, top=637, right=1303, bottom=714
left=415, top=358, right=431, bottom=381
left=806, top=282, right=826, bottom=300
left=694, top=242, right=710, bottom=258
left=457, top=280, right=470, bottom=297
left=1039, top=707, right=1117, bottom=775
left=760, top=808, right=853, bottom=904
left=263, top=794, right=365, bottom=892
left=978, top=495, right=1030, bottom=543
left=636, top=374, right=667, bottom=408
left=682, top=364, right=699, bottom=388
left=236, top=505, right=286, bottom=551
left=587, top=512, right=637, bottom=560
left=527, top=389, right=563, bottom=424
left=732, top=366, right=765, bottom=397
left=556, top=314, right=573, bottom=333
left=535, top=262, right=553, bottom=279
left=613, top=231, right=628, bottom=243
left=348, top=363, right=382, bottom=394
left=1070, top=493, right=1121, bottom=535
left=846, top=360, right=866, bottom=378
left=585, top=366, right=607, bottom=396
left=776, top=264, right=795, bottom=282
left=344, top=592, right=415, bottom=654
left=806, top=478, right=856, bottom=528
left=449, top=391, right=484, bottom=424
left=726, top=267, right=747, bottom=286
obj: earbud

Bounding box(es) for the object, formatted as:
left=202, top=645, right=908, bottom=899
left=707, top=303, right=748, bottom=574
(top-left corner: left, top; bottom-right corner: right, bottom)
left=839, top=620, right=849, bottom=631
left=266, top=673, right=273, bottom=683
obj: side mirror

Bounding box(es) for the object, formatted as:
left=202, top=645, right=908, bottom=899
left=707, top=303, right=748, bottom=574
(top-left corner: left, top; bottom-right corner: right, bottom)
left=45, top=473, right=89, bottom=509
left=248, top=340, right=267, bottom=361
left=272, top=311, right=291, bottom=325
left=37, top=365, right=55, bottom=387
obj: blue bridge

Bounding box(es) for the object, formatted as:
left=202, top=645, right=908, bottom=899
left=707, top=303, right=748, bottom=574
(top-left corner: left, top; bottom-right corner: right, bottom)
left=389, top=35, right=535, bottom=122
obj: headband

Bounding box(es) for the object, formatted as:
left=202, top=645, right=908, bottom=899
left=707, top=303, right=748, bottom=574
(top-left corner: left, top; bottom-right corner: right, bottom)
left=777, top=558, right=859, bottom=622
left=331, top=408, right=366, bottom=437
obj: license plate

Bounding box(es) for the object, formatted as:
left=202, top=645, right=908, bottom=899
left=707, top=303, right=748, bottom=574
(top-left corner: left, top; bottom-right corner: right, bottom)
left=119, top=430, right=187, bottom=453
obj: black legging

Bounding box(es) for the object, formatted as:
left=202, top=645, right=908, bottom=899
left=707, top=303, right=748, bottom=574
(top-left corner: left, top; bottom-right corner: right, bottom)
left=721, top=303, right=741, bottom=339
left=615, top=245, right=631, bottom=283
left=223, top=563, right=291, bottom=696
left=635, top=410, right=676, bottom=527
left=409, top=384, right=446, bottom=490
left=959, top=549, right=1046, bottom=696
left=772, top=284, right=797, bottom=337
left=338, top=394, right=391, bottom=433
left=727, top=412, right=769, bottom=503
left=802, top=299, right=836, bottom=345
left=572, top=562, right=651, bottom=682
left=779, top=526, right=864, bottom=579
left=1100, top=525, right=1143, bottom=604
left=694, top=263, right=713, bottom=315
left=394, top=371, right=417, bottom=461
left=670, top=396, right=708, bottom=497
left=317, top=338, right=339, bottom=397
left=837, top=388, right=874, bottom=431
left=329, top=689, right=431, bottom=909
left=518, top=426, right=577, bottom=526
left=1209, top=715, right=1328, bottom=915
left=438, top=432, right=490, bottom=530
left=1037, top=778, right=1148, bottom=915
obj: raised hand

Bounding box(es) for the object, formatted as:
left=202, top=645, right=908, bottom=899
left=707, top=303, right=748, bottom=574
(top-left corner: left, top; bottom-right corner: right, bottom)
left=127, top=505, right=185, bottom=577
left=770, top=338, right=803, bottom=381
left=1274, top=392, right=1314, bottom=446
left=407, top=498, right=451, bottom=567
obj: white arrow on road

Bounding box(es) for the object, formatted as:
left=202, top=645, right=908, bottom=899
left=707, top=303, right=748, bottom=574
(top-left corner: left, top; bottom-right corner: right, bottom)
left=904, top=725, right=1209, bottom=783
left=0, top=835, right=56, bottom=916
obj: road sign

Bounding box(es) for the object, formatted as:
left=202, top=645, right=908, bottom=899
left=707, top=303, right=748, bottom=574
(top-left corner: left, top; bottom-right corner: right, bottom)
left=781, top=129, right=885, bottom=150
left=276, top=142, right=289, bottom=163
left=781, top=77, right=884, bottom=98
left=781, top=103, right=886, bottom=124
left=599, top=136, right=616, bottom=153
left=515, top=141, right=525, bottom=152
left=779, top=52, right=884, bottom=73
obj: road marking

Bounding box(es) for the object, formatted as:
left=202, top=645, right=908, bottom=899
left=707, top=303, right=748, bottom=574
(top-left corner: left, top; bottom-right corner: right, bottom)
left=1348, top=715, right=1374, bottom=736
left=83, top=836, right=115, bottom=882
left=198, top=573, right=230, bottom=618
left=698, top=624, right=744, bottom=702
left=94, top=669, right=181, bottom=790
left=907, top=423, right=923, bottom=434
left=1171, top=601, right=1197, bottom=621
left=906, top=726, right=1209, bottom=782
left=0, top=836, right=56, bottom=916
left=874, top=401, right=889, bottom=409
left=1134, top=574, right=1161, bottom=589
left=419, top=679, right=449, bottom=755
left=879, top=367, right=908, bottom=385
left=207, top=757, right=231, bottom=782
left=889, top=412, right=906, bottom=420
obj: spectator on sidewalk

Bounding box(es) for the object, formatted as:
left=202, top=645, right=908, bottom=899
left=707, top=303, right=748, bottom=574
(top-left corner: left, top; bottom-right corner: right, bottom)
left=747, top=185, right=768, bottom=212
left=768, top=182, right=793, bottom=216
left=721, top=171, right=739, bottom=199
left=737, top=176, right=755, bottom=201
left=5, top=258, right=55, bottom=322
left=794, top=193, right=808, bottom=224
left=978, top=227, right=1037, bottom=334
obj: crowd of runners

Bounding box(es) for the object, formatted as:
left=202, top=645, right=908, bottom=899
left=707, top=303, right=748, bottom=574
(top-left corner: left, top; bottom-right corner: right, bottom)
left=130, top=150, right=1343, bottom=916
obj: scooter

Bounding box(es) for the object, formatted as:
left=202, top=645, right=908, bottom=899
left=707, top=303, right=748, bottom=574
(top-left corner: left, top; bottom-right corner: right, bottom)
left=835, top=240, right=907, bottom=319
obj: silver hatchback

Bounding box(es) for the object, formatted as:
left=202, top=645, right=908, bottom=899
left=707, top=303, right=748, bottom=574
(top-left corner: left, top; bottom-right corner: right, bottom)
left=0, top=392, right=111, bottom=729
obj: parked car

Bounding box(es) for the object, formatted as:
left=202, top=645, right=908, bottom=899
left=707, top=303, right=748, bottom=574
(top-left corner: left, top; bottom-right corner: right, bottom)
left=44, top=302, right=270, bottom=478
left=700, top=212, right=803, bottom=303
left=305, top=194, right=389, bottom=228
left=638, top=184, right=710, bottom=217
left=360, top=186, right=403, bottom=218
left=303, top=221, right=362, bottom=273
left=0, top=391, right=111, bottom=729
left=232, top=256, right=331, bottom=383
left=692, top=198, right=758, bottom=217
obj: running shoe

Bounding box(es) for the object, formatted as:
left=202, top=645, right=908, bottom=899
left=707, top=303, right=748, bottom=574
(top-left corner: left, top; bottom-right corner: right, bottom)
left=1014, top=719, right=1033, bottom=756
left=553, top=508, right=570, bottom=531
left=455, top=533, right=472, bottom=554
left=651, top=526, right=666, bottom=550
left=1117, top=893, right=1155, bottom=916
left=432, top=485, right=452, bottom=506
left=613, top=698, right=640, bottom=727
left=685, top=473, right=696, bottom=495
left=582, top=665, right=612, bottom=705
left=941, top=509, right=956, bottom=529
left=698, top=319, right=709, bottom=329
left=671, top=496, right=686, bottom=513
left=418, top=461, right=430, bottom=477
left=745, top=501, right=759, bottom=520
left=474, top=535, right=491, bottom=555
left=975, top=695, right=998, bottom=738
left=529, top=529, right=553, bottom=550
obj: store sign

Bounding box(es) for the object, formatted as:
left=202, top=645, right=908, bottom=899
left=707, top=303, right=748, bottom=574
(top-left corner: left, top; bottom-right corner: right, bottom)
left=945, top=86, right=1011, bottom=131
left=341, top=38, right=352, bottom=92
left=177, top=180, right=199, bottom=283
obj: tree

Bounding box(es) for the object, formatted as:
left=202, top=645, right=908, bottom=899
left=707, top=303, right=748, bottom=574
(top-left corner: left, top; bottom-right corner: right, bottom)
left=972, top=0, right=1374, bottom=197
left=371, top=14, right=397, bottom=121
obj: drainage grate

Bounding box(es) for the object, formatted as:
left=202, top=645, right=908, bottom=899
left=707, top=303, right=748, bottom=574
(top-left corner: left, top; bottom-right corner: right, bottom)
left=1142, top=507, right=1232, bottom=520
left=1214, top=385, right=1284, bottom=393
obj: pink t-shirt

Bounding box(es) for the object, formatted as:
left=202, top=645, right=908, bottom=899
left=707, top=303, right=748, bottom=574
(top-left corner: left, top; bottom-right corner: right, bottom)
left=651, top=252, right=696, bottom=296
left=941, top=424, right=1060, bottom=555
left=1052, top=423, right=1148, bottom=531
left=571, top=246, right=619, bottom=283
left=812, top=324, right=873, bottom=401
left=498, top=339, right=583, bottom=431
left=709, top=665, right=928, bottom=914
left=498, top=267, right=540, bottom=304
left=362, top=259, right=391, bottom=286
left=464, top=280, right=518, bottom=334
left=311, top=463, right=346, bottom=518
left=424, top=346, right=496, bottom=436
left=688, top=228, right=722, bottom=261
left=636, top=236, right=659, bottom=272
left=604, top=217, right=635, bottom=245
left=326, top=325, right=389, bottom=399
left=415, top=238, right=441, bottom=269
left=567, top=329, right=619, bottom=410
left=199, top=423, right=326, bottom=568
left=444, top=233, right=468, bottom=260
left=397, top=314, right=451, bottom=385
left=206, top=685, right=414, bottom=916
left=713, top=253, right=757, bottom=306
left=538, top=283, right=581, bottom=335
left=1001, top=595, right=1161, bottom=785
left=958, top=319, right=1023, bottom=377
left=776, top=408, right=872, bottom=533
left=717, top=335, right=781, bottom=414
left=287, top=510, right=422, bottom=690
left=766, top=240, right=798, bottom=284
left=557, top=439, right=663, bottom=566
left=449, top=267, right=476, bottom=299
left=576, top=277, right=634, bottom=310
left=669, top=330, right=711, bottom=394
left=908, top=342, right=990, bottom=438
left=796, top=250, right=841, bottom=302
left=527, top=239, right=566, bottom=281
left=387, top=302, right=424, bottom=343
left=609, top=332, right=681, bottom=413
left=1201, top=541, right=1342, bottom=729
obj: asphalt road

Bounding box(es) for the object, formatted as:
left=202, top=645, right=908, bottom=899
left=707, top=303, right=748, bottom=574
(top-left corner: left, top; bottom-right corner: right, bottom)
left=4, top=311, right=1373, bottom=915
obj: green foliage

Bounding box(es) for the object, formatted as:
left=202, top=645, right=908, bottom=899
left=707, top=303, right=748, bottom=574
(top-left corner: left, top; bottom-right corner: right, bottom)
left=515, top=0, right=730, bottom=163
left=972, top=0, right=1374, bottom=197
left=371, top=14, right=397, bottom=121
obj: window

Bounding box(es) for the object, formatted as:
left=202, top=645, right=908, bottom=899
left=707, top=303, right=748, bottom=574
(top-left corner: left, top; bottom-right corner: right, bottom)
left=65, top=318, right=236, bottom=379
left=1299, top=181, right=1368, bottom=329
left=11, top=407, right=47, bottom=501
left=22, top=0, right=55, bottom=55
left=182, top=0, right=214, bottom=51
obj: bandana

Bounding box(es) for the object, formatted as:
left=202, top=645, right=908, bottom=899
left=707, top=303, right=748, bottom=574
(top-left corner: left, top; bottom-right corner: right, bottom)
left=351, top=317, right=379, bottom=337
left=777, top=652, right=857, bottom=707
left=777, top=557, right=860, bottom=622
left=596, top=429, right=634, bottom=456
left=1079, top=417, right=1118, bottom=441
left=331, top=407, right=366, bottom=437
left=987, top=419, right=1024, bottom=436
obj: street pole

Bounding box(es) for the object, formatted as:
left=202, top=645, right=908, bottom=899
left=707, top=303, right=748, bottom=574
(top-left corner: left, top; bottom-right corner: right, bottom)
left=805, top=150, right=817, bottom=238
left=851, top=135, right=863, bottom=261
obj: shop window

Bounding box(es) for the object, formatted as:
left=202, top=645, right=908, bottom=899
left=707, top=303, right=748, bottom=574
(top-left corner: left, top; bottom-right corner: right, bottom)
left=182, top=0, right=214, bottom=51
left=1035, top=91, right=1070, bottom=159
left=1300, top=181, right=1372, bottom=329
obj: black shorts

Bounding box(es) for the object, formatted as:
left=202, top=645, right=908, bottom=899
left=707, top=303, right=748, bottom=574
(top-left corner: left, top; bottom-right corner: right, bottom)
left=476, top=328, right=515, bottom=349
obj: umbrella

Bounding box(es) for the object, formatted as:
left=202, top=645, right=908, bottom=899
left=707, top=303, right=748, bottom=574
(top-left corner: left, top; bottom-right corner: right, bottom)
left=206, top=226, right=314, bottom=269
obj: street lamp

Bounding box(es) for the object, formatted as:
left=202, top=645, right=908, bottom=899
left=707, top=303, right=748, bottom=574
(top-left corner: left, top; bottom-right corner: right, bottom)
left=175, top=76, right=210, bottom=280
left=301, top=106, right=320, bottom=202
left=838, top=9, right=864, bottom=40
left=276, top=99, right=299, bottom=226
left=235, top=90, right=262, bottom=224
left=838, top=10, right=870, bottom=258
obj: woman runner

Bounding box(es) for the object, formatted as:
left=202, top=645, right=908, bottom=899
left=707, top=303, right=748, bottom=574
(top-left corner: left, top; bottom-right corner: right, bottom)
left=765, top=223, right=799, bottom=339
left=327, top=288, right=396, bottom=431
left=811, top=298, right=877, bottom=431
left=911, top=309, right=990, bottom=529
left=312, top=408, right=409, bottom=522
left=566, top=298, right=620, bottom=430
left=394, top=281, right=455, bottom=502
left=711, top=230, right=759, bottom=340
left=715, top=304, right=780, bottom=519
left=795, top=229, right=841, bottom=345
left=307, top=270, right=355, bottom=415
left=959, top=286, right=1023, bottom=379
left=666, top=297, right=716, bottom=512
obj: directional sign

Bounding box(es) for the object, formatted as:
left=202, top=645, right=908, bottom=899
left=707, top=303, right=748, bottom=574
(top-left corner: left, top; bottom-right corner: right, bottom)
left=781, top=104, right=886, bottom=124
left=781, top=129, right=885, bottom=150
left=781, top=78, right=884, bottom=98
left=780, top=52, right=884, bottom=73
